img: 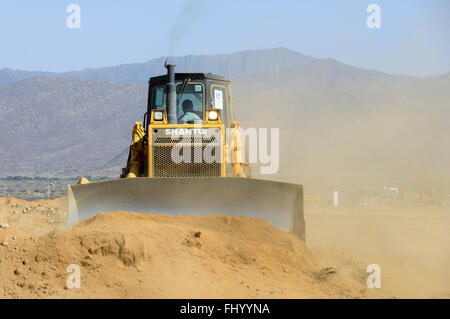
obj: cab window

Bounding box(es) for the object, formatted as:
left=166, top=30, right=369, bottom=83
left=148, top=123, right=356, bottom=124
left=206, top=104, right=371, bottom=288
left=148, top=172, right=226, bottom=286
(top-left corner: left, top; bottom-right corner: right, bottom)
left=152, top=87, right=166, bottom=110
left=211, top=85, right=229, bottom=127
left=176, top=83, right=204, bottom=123
left=151, top=83, right=205, bottom=123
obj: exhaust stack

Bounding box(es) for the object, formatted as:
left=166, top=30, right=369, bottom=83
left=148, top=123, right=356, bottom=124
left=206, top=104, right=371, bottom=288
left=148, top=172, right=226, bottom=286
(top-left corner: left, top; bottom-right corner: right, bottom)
left=165, top=63, right=177, bottom=124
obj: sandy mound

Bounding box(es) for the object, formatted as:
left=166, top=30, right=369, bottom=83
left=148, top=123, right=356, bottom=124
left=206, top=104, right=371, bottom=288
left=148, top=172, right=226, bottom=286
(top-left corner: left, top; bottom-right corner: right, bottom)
left=0, top=197, right=67, bottom=235
left=0, top=211, right=372, bottom=299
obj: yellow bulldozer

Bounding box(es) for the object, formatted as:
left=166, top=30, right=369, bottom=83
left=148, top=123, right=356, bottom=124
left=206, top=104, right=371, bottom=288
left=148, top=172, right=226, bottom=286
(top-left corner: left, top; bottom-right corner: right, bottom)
left=67, top=64, right=305, bottom=240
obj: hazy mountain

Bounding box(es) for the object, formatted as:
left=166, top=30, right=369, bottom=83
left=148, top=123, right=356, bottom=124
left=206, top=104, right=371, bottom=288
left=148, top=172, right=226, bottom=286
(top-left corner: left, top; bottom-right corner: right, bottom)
left=0, top=68, right=53, bottom=86
left=0, top=47, right=314, bottom=86
left=0, top=77, right=146, bottom=176
left=0, top=54, right=449, bottom=187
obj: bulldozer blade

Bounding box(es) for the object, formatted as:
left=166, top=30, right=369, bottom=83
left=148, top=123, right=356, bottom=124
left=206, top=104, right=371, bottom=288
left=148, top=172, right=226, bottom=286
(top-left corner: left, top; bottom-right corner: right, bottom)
left=67, top=177, right=305, bottom=240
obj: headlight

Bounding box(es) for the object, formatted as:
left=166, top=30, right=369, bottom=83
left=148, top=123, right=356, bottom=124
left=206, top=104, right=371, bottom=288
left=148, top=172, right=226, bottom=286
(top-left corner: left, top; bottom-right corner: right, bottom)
left=208, top=110, right=218, bottom=121
left=154, top=111, right=163, bottom=121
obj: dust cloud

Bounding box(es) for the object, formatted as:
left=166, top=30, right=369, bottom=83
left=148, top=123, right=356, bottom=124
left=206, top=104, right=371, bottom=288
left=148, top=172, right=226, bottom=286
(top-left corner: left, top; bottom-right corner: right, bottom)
left=233, top=71, right=450, bottom=298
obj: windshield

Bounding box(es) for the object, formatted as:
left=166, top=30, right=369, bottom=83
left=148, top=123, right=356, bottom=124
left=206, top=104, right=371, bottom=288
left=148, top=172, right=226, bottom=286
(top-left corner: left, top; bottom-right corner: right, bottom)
left=152, top=83, right=204, bottom=124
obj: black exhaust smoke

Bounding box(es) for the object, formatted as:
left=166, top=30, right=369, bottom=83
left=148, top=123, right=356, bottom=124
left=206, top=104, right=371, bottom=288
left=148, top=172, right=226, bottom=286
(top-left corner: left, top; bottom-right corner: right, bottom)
left=165, top=63, right=177, bottom=124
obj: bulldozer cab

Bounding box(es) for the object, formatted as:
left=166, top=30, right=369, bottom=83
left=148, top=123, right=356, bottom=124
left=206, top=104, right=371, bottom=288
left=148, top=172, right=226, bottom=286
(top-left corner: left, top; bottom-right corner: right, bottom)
left=146, top=73, right=233, bottom=129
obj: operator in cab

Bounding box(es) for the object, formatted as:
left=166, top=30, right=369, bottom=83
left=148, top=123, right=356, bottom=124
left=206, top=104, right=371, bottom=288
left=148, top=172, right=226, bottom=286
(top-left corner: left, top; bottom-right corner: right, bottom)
left=178, top=99, right=201, bottom=124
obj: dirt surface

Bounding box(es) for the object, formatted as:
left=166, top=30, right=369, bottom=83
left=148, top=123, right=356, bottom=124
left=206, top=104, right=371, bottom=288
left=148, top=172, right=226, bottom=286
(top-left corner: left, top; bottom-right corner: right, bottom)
left=305, top=204, right=450, bottom=299
left=0, top=198, right=67, bottom=235
left=0, top=197, right=374, bottom=298
left=0, top=197, right=448, bottom=299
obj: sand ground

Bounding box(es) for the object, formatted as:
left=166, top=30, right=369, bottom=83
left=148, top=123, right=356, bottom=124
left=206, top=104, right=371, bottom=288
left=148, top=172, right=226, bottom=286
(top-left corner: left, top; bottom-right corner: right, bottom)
left=0, top=197, right=448, bottom=298
left=305, top=204, right=450, bottom=298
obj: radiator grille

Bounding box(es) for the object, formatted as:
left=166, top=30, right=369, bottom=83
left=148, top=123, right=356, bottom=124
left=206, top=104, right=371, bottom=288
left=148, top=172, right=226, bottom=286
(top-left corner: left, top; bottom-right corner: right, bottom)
left=151, top=126, right=222, bottom=178
left=152, top=145, right=221, bottom=177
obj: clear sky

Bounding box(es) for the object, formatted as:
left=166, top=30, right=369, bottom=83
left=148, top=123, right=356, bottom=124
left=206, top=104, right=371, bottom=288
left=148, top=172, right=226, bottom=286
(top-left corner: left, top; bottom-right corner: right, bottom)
left=0, top=0, right=448, bottom=76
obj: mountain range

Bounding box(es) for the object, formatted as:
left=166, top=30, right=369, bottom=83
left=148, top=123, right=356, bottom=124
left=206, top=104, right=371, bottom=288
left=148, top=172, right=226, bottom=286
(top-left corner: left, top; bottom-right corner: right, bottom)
left=0, top=48, right=449, bottom=187
left=0, top=47, right=314, bottom=85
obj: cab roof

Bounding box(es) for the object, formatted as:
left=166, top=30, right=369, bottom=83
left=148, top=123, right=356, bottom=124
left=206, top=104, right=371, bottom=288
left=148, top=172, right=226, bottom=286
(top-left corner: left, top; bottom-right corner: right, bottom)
left=149, top=72, right=230, bottom=84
